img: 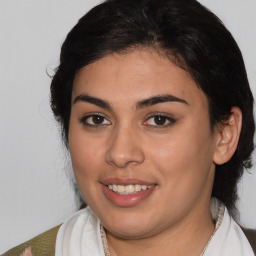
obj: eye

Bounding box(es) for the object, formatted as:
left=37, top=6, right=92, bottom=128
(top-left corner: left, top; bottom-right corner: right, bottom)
left=143, top=114, right=175, bottom=127
left=80, top=114, right=111, bottom=127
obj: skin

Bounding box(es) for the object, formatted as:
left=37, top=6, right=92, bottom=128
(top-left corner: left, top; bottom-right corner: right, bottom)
left=68, top=48, right=236, bottom=255
left=20, top=247, right=33, bottom=256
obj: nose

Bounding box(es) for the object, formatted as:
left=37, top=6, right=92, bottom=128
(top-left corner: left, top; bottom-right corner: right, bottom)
left=105, top=126, right=145, bottom=168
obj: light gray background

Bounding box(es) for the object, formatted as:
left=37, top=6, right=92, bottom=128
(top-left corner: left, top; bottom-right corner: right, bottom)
left=0, top=0, right=256, bottom=253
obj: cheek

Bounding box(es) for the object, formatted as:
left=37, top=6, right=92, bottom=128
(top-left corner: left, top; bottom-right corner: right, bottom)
left=69, top=133, right=107, bottom=204
left=146, top=122, right=215, bottom=184
left=145, top=129, right=215, bottom=216
left=69, top=125, right=106, bottom=181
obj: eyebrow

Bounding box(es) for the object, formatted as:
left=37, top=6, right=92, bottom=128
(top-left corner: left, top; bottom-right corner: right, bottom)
left=73, top=93, right=188, bottom=110
left=73, top=94, right=112, bottom=110
left=136, top=94, right=188, bottom=109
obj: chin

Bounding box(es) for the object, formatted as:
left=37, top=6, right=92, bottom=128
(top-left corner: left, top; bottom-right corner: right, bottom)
left=101, top=212, right=159, bottom=239
left=107, top=225, right=155, bottom=240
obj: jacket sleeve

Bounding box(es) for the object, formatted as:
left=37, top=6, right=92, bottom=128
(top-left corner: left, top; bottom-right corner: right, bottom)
left=1, top=225, right=61, bottom=256
left=241, top=227, right=256, bottom=255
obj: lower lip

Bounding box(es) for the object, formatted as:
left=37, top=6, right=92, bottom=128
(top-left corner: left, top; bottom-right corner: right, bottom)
left=102, top=185, right=156, bottom=207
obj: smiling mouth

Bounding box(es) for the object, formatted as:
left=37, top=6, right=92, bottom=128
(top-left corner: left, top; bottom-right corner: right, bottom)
left=107, top=184, right=154, bottom=195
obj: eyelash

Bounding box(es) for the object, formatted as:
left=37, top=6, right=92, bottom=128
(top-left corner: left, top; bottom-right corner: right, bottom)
left=79, top=113, right=111, bottom=127
left=143, top=113, right=176, bottom=128
left=79, top=113, right=176, bottom=128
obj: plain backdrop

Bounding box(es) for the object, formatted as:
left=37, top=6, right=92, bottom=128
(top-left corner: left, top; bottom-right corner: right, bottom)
left=0, top=0, right=256, bottom=253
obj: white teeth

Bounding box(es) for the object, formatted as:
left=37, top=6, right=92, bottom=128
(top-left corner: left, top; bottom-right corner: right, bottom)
left=113, top=185, right=118, bottom=192
left=135, top=184, right=142, bottom=191
left=141, top=185, right=147, bottom=190
left=126, top=185, right=135, bottom=193
left=117, top=185, right=125, bottom=193
left=107, top=184, right=153, bottom=194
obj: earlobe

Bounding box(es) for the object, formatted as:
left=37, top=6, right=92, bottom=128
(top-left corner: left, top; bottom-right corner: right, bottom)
left=213, top=107, right=242, bottom=165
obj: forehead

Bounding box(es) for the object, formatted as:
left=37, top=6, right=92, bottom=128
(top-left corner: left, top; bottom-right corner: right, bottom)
left=72, top=48, right=207, bottom=108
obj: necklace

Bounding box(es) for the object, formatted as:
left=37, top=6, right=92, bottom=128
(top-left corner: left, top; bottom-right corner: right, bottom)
left=100, top=198, right=225, bottom=256
left=100, top=224, right=111, bottom=256
left=200, top=198, right=225, bottom=255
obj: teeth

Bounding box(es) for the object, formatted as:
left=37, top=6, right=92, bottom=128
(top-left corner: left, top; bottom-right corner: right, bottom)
left=135, top=184, right=142, bottom=191
left=107, top=184, right=153, bottom=194
left=126, top=185, right=135, bottom=193
left=141, top=185, right=147, bottom=190
left=117, top=185, right=125, bottom=193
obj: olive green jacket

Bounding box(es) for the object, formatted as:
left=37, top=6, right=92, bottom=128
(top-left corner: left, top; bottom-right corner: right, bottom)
left=1, top=225, right=60, bottom=256
left=1, top=225, right=256, bottom=256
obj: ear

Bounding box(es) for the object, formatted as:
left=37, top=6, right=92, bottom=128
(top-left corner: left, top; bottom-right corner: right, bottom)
left=213, top=107, right=242, bottom=165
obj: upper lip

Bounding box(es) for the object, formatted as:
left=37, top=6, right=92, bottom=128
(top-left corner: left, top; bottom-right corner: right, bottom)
left=101, top=178, right=155, bottom=186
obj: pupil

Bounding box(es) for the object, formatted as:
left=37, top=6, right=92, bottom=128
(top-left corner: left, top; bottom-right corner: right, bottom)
left=154, top=116, right=166, bottom=125
left=93, top=115, right=104, bottom=124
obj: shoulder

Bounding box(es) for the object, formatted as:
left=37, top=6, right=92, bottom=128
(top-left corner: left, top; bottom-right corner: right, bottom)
left=241, top=226, right=256, bottom=255
left=226, top=213, right=255, bottom=255
left=1, top=225, right=61, bottom=256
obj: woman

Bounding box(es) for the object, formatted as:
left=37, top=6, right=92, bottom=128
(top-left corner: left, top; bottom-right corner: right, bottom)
left=3, top=0, right=255, bottom=255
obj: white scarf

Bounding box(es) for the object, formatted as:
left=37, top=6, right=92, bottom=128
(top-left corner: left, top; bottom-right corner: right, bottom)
left=55, top=204, right=254, bottom=256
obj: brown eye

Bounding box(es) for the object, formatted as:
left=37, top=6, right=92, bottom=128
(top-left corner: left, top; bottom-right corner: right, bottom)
left=154, top=116, right=167, bottom=125
left=92, top=115, right=105, bottom=124
left=143, top=114, right=175, bottom=127
left=81, top=114, right=111, bottom=126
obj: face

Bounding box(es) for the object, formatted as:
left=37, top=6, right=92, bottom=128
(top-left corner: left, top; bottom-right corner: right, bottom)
left=69, top=48, right=219, bottom=239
